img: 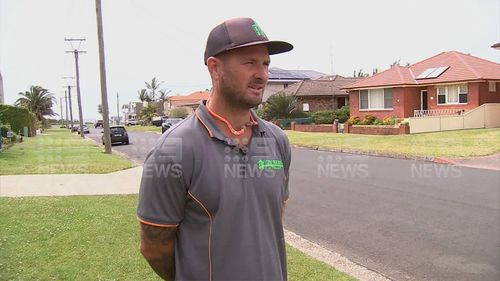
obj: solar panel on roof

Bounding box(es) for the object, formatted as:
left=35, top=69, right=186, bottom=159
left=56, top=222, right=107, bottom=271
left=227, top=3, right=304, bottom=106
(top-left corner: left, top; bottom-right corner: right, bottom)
left=416, top=66, right=449, bottom=79
left=426, top=66, right=449, bottom=78
left=416, top=68, right=436, bottom=79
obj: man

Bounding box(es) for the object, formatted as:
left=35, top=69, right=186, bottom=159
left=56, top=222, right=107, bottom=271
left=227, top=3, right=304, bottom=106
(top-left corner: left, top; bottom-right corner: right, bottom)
left=137, top=17, right=293, bottom=281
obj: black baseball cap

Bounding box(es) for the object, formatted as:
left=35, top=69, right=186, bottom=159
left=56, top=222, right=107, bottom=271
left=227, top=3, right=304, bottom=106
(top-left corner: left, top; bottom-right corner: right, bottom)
left=204, top=17, right=293, bottom=65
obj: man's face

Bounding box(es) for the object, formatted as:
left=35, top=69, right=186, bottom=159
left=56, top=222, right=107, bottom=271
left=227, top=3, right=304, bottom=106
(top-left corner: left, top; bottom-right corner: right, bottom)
left=216, top=45, right=270, bottom=109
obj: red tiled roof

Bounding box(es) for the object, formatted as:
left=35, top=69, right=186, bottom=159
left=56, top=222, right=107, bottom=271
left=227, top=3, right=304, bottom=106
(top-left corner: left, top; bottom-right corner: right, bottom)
left=344, top=51, right=500, bottom=90
left=170, top=91, right=210, bottom=107
left=277, top=75, right=362, bottom=96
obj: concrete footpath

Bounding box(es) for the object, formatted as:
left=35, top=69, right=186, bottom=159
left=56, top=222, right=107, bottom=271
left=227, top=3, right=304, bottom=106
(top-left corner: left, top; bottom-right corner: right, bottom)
left=0, top=166, right=143, bottom=197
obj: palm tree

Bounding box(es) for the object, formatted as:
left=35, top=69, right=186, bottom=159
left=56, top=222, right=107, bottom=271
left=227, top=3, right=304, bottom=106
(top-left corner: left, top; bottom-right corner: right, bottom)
left=15, top=85, right=56, bottom=121
left=137, top=89, right=151, bottom=102
left=145, top=77, right=164, bottom=102
left=260, top=93, right=299, bottom=120
left=158, top=89, right=171, bottom=103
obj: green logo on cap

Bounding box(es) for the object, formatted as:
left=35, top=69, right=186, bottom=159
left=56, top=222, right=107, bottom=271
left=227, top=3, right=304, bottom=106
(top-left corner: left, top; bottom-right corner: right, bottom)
left=251, top=23, right=266, bottom=37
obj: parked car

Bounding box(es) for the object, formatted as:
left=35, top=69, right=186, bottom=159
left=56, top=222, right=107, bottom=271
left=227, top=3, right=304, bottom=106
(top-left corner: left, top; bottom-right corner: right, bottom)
left=95, top=120, right=103, bottom=128
left=161, top=118, right=183, bottom=133
left=71, top=125, right=79, bottom=132
left=125, top=119, right=138, bottom=126
left=151, top=116, right=164, bottom=127
left=77, top=125, right=90, bottom=134
left=102, top=125, right=129, bottom=145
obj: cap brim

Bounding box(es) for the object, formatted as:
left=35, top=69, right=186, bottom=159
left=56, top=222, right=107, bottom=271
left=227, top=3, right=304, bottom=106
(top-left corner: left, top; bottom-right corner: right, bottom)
left=226, top=40, right=294, bottom=55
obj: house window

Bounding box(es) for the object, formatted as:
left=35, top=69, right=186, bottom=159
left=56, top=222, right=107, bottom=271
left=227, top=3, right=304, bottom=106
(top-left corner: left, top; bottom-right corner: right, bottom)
left=436, top=84, right=467, bottom=105
left=302, top=103, right=310, bottom=112
left=359, top=88, right=393, bottom=110
left=489, top=81, right=497, bottom=92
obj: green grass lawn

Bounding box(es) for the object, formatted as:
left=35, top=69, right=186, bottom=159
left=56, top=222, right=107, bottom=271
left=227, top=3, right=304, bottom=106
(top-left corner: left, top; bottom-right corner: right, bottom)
left=286, top=128, right=500, bottom=158
left=0, top=195, right=356, bottom=281
left=0, top=128, right=134, bottom=175
left=125, top=125, right=161, bottom=133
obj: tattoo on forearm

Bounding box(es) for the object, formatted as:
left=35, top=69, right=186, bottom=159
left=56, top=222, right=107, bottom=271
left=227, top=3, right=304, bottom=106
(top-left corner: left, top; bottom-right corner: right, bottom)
left=140, top=224, right=177, bottom=280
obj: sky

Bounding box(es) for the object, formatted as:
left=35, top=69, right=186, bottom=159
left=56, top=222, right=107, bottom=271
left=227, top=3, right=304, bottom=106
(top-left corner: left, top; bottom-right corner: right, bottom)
left=1, top=0, right=499, bottom=120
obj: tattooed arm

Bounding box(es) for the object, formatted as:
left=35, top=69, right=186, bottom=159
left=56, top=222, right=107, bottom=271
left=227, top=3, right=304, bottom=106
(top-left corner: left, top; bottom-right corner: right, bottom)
left=139, top=223, right=177, bottom=281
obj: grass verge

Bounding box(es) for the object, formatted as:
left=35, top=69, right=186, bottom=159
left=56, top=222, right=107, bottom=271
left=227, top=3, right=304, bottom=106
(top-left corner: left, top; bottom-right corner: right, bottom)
left=0, top=195, right=356, bottom=281
left=125, top=125, right=161, bottom=133
left=0, top=128, right=134, bottom=175
left=286, top=128, right=500, bottom=158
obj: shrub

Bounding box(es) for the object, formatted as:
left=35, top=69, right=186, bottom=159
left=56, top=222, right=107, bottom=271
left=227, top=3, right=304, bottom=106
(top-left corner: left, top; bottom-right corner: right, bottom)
left=336, top=106, right=350, bottom=123
left=362, top=114, right=377, bottom=125
left=382, top=116, right=397, bottom=125
left=168, top=107, right=190, bottom=119
left=311, top=110, right=335, bottom=124
left=347, top=116, right=360, bottom=125
left=373, top=119, right=384, bottom=125
left=0, top=125, right=10, bottom=138
left=0, top=105, right=37, bottom=136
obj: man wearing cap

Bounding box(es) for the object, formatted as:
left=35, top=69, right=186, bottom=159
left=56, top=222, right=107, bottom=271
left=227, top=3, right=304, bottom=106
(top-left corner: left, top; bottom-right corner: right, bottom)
left=137, top=17, right=293, bottom=281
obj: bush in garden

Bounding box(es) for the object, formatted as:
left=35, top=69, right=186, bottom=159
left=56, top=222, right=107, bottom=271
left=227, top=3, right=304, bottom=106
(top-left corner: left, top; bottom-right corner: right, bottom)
left=347, top=116, right=360, bottom=125
left=362, top=114, right=377, bottom=125
left=382, top=116, right=397, bottom=125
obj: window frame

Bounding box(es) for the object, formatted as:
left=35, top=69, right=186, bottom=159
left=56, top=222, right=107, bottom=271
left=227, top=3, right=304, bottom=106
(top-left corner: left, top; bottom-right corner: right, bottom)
left=359, top=88, right=394, bottom=111
left=436, top=84, right=468, bottom=105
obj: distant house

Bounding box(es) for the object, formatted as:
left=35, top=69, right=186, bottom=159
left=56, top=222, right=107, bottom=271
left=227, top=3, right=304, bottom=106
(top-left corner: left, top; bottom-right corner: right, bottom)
left=121, top=101, right=143, bottom=123
left=343, top=51, right=500, bottom=119
left=264, top=67, right=327, bottom=101
left=277, top=75, right=362, bottom=112
left=165, top=91, right=210, bottom=114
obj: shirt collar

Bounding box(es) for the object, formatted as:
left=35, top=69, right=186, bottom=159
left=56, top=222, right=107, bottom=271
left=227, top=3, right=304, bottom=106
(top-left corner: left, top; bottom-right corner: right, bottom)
left=195, top=100, right=267, bottom=143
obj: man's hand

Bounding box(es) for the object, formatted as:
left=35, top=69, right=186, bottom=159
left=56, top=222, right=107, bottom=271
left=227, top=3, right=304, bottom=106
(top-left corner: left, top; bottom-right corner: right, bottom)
left=140, top=223, right=177, bottom=281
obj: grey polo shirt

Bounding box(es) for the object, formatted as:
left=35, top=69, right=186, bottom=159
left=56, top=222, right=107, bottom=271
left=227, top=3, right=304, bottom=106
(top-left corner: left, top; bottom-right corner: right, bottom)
left=137, top=100, right=291, bottom=281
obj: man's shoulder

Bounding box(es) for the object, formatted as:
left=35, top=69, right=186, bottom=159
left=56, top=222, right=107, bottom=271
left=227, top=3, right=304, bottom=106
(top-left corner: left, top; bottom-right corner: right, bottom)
left=258, top=118, right=288, bottom=141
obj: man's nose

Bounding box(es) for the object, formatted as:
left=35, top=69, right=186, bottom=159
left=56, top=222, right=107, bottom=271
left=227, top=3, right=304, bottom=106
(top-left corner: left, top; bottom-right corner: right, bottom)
left=254, top=64, right=269, bottom=81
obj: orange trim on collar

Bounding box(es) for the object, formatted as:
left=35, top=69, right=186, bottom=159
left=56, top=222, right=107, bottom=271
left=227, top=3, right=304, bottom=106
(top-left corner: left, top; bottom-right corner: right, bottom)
left=195, top=110, right=214, bottom=138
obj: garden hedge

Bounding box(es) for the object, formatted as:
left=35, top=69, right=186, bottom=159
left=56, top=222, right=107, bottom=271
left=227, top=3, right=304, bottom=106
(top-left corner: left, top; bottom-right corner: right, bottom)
left=0, top=104, right=37, bottom=136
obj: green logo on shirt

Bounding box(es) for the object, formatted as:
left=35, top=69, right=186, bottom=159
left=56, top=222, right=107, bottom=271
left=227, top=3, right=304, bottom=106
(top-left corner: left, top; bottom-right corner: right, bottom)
left=258, top=159, right=284, bottom=170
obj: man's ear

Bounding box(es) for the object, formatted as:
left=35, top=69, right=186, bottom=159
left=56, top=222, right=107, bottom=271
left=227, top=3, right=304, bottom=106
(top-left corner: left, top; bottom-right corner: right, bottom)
left=207, top=57, right=220, bottom=80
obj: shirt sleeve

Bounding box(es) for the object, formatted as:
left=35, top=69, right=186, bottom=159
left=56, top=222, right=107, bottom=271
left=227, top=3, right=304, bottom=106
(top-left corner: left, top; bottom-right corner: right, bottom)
left=137, top=137, right=188, bottom=227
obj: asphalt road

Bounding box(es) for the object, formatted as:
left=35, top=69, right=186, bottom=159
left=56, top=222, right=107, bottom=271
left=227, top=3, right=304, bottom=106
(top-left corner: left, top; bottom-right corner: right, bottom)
left=86, top=126, right=161, bottom=163
left=86, top=128, right=500, bottom=281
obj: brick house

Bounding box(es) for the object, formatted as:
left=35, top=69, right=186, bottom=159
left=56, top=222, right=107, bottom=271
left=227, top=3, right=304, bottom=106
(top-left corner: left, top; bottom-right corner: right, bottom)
left=277, top=75, right=362, bottom=112
left=343, top=51, right=500, bottom=120
left=264, top=67, right=326, bottom=102
left=164, top=91, right=210, bottom=114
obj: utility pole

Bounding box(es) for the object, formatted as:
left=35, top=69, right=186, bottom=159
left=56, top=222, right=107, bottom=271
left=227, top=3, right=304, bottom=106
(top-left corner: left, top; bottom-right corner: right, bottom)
left=117, top=92, right=120, bottom=125
left=64, top=90, right=69, bottom=128
left=65, top=38, right=86, bottom=138
left=95, top=0, right=112, bottom=153
left=62, top=77, right=75, bottom=130
left=59, top=96, right=64, bottom=126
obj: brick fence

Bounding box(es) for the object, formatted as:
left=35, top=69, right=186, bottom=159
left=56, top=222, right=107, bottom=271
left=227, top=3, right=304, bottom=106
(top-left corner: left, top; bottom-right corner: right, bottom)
left=344, top=124, right=409, bottom=135
left=291, top=122, right=337, bottom=133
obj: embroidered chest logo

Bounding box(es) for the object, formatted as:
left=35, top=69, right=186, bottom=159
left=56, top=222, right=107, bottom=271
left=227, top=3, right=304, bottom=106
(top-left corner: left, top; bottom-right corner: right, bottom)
left=257, top=159, right=284, bottom=170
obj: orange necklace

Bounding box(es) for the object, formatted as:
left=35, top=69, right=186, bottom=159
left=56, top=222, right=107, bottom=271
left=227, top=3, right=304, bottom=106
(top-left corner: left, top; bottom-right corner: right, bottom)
left=206, top=101, right=257, bottom=136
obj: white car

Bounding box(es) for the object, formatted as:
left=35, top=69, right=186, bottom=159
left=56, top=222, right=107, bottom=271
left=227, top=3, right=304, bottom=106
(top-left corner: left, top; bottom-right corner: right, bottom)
left=125, top=119, right=138, bottom=126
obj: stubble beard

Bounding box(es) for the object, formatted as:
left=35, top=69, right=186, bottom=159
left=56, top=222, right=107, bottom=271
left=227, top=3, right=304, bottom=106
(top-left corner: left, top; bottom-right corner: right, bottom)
left=219, top=74, right=264, bottom=110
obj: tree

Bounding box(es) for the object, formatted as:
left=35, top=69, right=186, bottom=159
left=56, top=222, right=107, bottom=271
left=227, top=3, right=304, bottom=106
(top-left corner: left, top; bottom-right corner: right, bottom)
left=137, top=89, right=150, bottom=102
left=258, top=93, right=300, bottom=120
left=158, top=89, right=171, bottom=103
left=15, top=85, right=56, bottom=121
left=138, top=104, right=158, bottom=125
left=145, top=77, right=164, bottom=102
left=168, top=107, right=189, bottom=118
